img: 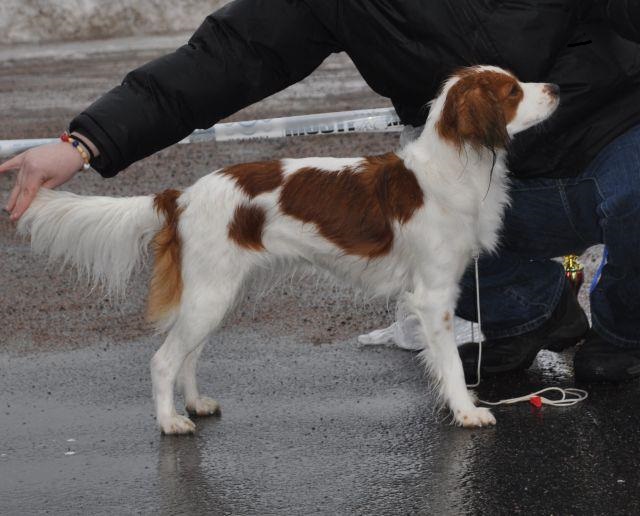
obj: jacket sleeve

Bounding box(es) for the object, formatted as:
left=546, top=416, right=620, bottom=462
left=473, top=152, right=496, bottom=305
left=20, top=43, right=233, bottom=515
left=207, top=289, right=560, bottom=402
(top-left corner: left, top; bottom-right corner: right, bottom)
left=69, top=0, right=342, bottom=177
left=601, top=0, right=640, bottom=41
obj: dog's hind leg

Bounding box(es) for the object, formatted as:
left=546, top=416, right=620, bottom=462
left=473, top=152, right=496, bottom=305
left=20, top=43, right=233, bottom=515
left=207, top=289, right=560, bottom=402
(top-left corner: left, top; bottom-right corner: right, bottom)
left=151, top=271, right=245, bottom=435
left=409, top=283, right=496, bottom=428
left=178, top=342, right=221, bottom=417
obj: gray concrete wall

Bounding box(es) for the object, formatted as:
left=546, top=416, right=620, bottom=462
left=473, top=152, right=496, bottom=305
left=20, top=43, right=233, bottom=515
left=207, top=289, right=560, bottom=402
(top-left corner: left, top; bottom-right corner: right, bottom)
left=0, top=0, right=228, bottom=44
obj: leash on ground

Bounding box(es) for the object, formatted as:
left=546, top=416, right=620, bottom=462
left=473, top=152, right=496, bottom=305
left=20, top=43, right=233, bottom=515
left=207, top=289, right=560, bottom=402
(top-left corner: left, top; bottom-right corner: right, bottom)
left=468, top=251, right=589, bottom=408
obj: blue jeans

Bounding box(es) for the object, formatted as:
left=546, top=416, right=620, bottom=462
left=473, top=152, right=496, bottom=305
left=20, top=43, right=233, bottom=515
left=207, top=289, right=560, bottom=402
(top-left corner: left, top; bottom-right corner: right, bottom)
left=455, top=124, right=640, bottom=347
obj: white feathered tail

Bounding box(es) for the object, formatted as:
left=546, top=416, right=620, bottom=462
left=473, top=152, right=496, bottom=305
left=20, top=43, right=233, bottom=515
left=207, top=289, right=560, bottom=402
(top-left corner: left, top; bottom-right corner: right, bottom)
left=17, top=189, right=164, bottom=297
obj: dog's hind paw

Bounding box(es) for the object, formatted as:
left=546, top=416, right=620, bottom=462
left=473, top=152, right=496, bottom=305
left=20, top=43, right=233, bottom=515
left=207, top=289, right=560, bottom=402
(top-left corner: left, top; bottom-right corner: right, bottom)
left=160, top=414, right=197, bottom=435
left=186, top=397, right=221, bottom=417
left=455, top=407, right=496, bottom=428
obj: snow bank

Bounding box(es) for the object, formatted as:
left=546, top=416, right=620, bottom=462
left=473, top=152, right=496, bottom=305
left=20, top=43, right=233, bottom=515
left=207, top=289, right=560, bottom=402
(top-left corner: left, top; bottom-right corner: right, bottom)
left=0, top=0, right=228, bottom=44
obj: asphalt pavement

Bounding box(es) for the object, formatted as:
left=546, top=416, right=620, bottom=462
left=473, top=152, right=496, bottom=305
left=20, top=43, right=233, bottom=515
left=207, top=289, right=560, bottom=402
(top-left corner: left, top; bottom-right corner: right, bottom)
left=1, top=35, right=638, bottom=516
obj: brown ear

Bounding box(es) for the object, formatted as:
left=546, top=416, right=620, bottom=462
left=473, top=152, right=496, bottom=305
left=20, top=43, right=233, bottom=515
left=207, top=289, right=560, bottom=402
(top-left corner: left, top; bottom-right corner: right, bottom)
left=438, top=79, right=510, bottom=152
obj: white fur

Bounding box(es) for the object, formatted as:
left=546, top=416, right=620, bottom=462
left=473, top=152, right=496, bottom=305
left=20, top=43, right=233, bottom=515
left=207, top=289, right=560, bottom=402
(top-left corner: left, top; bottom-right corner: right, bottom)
left=17, top=189, right=162, bottom=297
left=281, top=157, right=365, bottom=175
left=19, top=67, right=559, bottom=433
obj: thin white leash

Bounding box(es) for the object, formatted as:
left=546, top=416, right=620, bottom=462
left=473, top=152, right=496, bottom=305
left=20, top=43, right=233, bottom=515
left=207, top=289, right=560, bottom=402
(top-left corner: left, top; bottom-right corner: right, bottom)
left=466, top=251, right=588, bottom=408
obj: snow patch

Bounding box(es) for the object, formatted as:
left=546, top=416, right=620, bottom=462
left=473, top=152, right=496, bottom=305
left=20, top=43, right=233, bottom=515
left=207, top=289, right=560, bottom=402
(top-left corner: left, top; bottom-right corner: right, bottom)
left=0, top=0, right=228, bottom=44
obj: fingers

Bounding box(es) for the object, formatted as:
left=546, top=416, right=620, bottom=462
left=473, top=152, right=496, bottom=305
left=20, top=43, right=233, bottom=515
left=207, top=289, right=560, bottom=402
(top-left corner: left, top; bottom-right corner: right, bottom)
left=5, top=182, right=19, bottom=213
left=0, top=154, right=22, bottom=174
left=2, top=154, right=25, bottom=215
left=3, top=145, right=82, bottom=221
left=9, top=175, right=41, bottom=222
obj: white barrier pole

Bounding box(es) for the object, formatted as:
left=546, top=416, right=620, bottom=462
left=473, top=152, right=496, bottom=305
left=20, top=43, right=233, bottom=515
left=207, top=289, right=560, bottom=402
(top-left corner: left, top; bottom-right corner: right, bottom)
left=0, top=107, right=403, bottom=158
left=0, top=138, right=59, bottom=157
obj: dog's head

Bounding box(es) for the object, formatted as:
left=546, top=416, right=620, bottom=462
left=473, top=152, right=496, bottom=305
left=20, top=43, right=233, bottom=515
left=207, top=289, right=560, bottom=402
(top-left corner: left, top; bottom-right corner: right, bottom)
left=435, top=66, right=560, bottom=152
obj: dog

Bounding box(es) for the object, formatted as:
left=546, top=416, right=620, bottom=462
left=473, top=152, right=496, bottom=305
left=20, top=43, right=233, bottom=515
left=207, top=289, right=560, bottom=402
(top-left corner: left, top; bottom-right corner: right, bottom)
left=18, top=66, right=559, bottom=433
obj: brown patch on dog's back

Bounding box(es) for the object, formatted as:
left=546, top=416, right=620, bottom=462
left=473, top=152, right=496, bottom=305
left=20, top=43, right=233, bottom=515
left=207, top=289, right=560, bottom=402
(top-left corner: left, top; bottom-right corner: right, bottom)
left=220, top=160, right=283, bottom=198
left=148, top=189, right=183, bottom=324
left=279, top=153, right=424, bottom=258
left=228, top=204, right=267, bottom=251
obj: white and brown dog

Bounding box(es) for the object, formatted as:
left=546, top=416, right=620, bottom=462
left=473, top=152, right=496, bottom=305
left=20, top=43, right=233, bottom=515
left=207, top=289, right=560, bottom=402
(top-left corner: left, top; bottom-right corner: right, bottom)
left=19, top=66, right=559, bottom=434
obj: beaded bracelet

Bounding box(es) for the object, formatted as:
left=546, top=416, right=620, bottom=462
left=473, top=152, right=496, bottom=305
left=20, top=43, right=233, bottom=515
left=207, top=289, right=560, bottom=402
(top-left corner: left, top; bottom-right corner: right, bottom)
left=60, top=132, right=91, bottom=170
left=70, top=132, right=95, bottom=161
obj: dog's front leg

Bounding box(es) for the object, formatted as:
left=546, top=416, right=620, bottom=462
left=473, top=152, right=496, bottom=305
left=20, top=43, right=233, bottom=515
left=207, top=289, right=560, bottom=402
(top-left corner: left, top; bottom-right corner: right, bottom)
left=407, top=284, right=496, bottom=428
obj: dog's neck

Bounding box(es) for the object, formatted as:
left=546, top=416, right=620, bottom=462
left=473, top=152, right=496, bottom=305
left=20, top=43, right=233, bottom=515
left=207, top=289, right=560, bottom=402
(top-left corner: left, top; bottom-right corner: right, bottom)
left=398, top=96, right=509, bottom=207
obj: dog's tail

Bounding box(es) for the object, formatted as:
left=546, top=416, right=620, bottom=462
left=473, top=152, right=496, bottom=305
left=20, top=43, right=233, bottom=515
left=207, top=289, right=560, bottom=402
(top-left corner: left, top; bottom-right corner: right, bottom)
left=18, top=188, right=183, bottom=326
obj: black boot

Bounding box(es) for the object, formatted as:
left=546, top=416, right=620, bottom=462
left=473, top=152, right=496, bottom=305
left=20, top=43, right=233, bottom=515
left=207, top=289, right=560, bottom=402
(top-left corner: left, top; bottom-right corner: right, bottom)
left=459, top=282, right=589, bottom=383
left=574, top=330, right=640, bottom=383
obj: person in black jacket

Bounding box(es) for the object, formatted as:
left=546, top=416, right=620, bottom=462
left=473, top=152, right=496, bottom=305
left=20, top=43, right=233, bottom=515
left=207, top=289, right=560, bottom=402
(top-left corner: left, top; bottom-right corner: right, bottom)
left=2, top=0, right=639, bottom=382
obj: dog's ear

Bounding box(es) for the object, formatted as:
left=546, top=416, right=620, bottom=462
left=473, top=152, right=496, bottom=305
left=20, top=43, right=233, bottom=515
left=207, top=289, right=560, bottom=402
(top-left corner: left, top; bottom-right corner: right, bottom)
left=438, top=77, right=510, bottom=152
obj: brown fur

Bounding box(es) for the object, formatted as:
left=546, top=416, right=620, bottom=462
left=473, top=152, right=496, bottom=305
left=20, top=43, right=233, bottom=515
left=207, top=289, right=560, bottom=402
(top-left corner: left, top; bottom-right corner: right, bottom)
left=148, top=189, right=183, bottom=323
left=228, top=204, right=267, bottom=251
left=437, top=69, right=523, bottom=151
left=219, top=160, right=283, bottom=198
left=279, top=153, right=424, bottom=258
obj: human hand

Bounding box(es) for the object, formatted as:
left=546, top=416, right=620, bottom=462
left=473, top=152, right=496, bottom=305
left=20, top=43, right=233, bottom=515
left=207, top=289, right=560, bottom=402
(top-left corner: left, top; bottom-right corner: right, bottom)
left=0, top=142, right=85, bottom=221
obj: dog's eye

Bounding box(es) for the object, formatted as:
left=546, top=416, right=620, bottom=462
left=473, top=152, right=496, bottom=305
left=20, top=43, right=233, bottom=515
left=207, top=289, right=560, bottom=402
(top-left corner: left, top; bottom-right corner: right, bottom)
left=508, top=85, right=520, bottom=97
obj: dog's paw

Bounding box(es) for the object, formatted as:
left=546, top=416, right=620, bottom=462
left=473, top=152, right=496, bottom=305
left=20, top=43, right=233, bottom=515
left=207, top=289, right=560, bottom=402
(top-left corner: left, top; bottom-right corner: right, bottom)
left=454, top=407, right=496, bottom=428
left=159, top=414, right=197, bottom=435
left=186, top=397, right=221, bottom=417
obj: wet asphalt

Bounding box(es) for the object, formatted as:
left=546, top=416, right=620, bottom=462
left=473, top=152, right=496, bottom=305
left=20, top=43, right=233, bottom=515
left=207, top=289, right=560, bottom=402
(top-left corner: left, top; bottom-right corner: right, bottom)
left=1, top=36, right=639, bottom=515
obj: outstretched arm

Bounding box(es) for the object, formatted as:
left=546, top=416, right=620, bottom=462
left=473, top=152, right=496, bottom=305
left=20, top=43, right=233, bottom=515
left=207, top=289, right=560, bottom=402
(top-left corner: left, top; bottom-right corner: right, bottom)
left=2, top=0, right=341, bottom=220
left=71, top=0, right=341, bottom=177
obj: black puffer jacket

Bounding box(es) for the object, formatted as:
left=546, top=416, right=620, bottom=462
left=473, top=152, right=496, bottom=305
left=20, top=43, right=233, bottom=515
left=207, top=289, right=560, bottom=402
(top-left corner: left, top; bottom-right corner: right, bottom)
left=70, top=0, right=640, bottom=179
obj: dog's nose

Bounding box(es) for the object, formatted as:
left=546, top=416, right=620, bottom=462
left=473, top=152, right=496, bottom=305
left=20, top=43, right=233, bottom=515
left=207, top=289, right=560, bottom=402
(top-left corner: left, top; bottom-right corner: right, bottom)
left=544, top=83, right=560, bottom=97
